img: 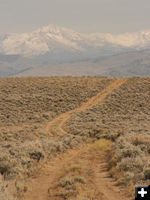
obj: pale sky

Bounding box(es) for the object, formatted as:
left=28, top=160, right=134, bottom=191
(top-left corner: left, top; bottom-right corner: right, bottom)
left=0, top=0, right=150, bottom=34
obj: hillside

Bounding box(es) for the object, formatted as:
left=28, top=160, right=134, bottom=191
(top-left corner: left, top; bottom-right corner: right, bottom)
left=16, top=49, right=150, bottom=77
left=0, top=77, right=149, bottom=200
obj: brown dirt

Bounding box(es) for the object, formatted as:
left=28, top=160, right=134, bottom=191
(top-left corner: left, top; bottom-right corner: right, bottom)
left=22, top=79, right=128, bottom=200
left=46, top=78, right=127, bottom=136
left=23, top=143, right=128, bottom=200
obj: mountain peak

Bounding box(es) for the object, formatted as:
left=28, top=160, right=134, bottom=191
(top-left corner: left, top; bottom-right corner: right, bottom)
left=36, top=24, right=67, bottom=33
left=1, top=24, right=150, bottom=57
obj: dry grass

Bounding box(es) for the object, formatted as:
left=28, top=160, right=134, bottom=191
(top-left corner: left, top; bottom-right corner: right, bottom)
left=0, top=76, right=113, bottom=200
left=93, top=138, right=112, bottom=151
left=0, top=77, right=112, bottom=141
left=0, top=77, right=112, bottom=126
left=47, top=140, right=109, bottom=200
left=0, top=76, right=149, bottom=199
left=65, top=77, right=150, bottom=197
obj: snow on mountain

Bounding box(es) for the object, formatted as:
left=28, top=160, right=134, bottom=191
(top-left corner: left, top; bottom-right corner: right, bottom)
left=1, top=24, right=150, bottom=57
left=91, top=31, right=150, bottom=48
left=0, top=25, right=85, bottom=56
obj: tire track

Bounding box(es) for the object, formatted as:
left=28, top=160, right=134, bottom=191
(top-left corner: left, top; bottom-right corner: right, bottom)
left=22, top=78, right=128, bottom=200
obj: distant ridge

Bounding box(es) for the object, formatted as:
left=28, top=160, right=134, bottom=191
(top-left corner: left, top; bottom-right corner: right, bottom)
left=1, top=24, right=150, bottom=57
left=0, top=25, right=150, bottom=77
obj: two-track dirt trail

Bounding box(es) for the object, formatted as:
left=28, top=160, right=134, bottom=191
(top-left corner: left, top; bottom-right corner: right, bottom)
left=45, top=78, right=126, bottom=136
left=22, top=78, right=128, bottom=200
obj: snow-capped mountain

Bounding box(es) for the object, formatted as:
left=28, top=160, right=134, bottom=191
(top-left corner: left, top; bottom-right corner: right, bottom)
left=1, top=24, right=150, bottom=77
left=1, top=24, right=150, bottom=57
left=0, top=25, right=85, bottom=56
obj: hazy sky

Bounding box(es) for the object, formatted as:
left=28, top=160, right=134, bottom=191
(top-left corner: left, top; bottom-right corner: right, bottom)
left=0, top=0, right=150, bottom=34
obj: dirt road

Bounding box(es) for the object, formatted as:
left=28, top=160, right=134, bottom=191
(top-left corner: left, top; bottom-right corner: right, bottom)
left=22, top=78, right=128, bottom=200
left=45, top=79, right=127, bottom=136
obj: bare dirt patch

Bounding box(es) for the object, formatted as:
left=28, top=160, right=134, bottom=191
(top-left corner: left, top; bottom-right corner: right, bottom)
left=23, top=140, right=128, bottom=200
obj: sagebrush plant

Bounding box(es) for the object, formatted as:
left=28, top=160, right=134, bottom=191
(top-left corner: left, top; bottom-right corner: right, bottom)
left=0, top=77, right=113, bottom=200
left=65, top=77, right=150, bottom=197
left=110, top=134, right=150, bottom=183
left=0, top=77, right=149, bottom=199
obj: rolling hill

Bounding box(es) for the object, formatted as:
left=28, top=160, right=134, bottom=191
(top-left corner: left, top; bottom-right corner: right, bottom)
left=16, top=49, right=150, bottom=77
